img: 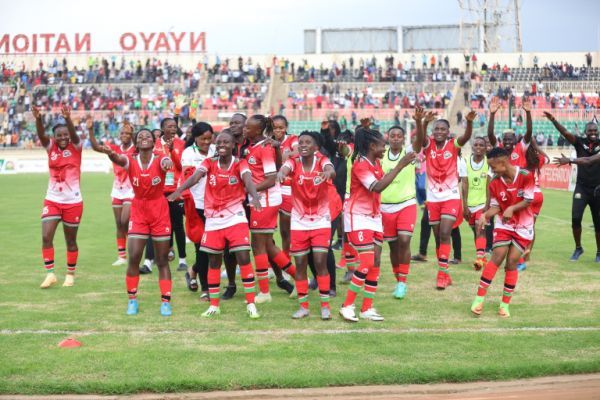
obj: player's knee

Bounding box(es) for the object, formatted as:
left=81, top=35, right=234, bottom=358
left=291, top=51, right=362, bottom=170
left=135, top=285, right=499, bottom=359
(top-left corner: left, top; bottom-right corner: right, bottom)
left=571, top=218, right=583, bottom=229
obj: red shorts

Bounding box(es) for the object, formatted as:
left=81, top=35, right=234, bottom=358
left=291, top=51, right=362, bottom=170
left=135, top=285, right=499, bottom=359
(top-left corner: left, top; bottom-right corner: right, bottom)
left=42, top=200, right=83, bottom=226
left=280, top=194, right=292, bottom=215
left=492, top=229, right=531, bottom=254
left=468, top=208, right=485, bottom=226
left=290, top=228, right=331, bottom=256
left=111, top=197, right=133, bottom=207
left=531, top=191, right=543, bottom=216
left=200, top=223, right=251, bottom=254
left=249, top=205, right=279, bottom=233
left=382, top=204, right=417, bottom=241
left=128, top=197, right=171, bottom=240
left=453, top=204, right=464, bottom=229
left=427, top=199, right=462, bottom=225
left=347, top=230, right=383, bottom=252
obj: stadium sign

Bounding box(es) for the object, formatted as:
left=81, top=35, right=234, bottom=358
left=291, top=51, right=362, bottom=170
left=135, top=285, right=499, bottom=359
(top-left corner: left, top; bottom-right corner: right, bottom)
left=0, top=32, right=206, bottom=54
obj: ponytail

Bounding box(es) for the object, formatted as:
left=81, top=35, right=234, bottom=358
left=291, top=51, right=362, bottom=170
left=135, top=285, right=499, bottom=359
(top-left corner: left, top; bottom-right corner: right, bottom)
left=352, top=127, right=383, bottom=163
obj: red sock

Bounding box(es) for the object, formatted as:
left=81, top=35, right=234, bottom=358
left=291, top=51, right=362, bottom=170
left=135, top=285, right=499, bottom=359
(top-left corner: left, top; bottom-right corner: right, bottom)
left=283, top=249, right=290, bottom=259
left=126, top=275, right=139, bottom=299
left=477, top=261, right=499, bottom=296
left=272, top=250, right=296, bottom=279
left=343, top=252, right=372, bottom=307
left=475, top=237, right=487, bottom=258
left=254, top=254, right=270, bottom=294
left=395, top=263, right=409, bottom=283
left=117, top=237, right=127, bottom=258
left=207, top=268, right=221, bottom=307
left=361, top=265, right=380, bottom=312
left=42, top=247, right=54, bottom=272
left=316, top=274, right=330, bottom=308
left=159, top=279, right=172, bottom=302
left=437, top=243, right=451, bottom=273
left=296, top=279, right=309, bottom=309
left=239, top=263, right=256, bottom=304
left=66, top=250, right=78, bottom=274
left=502, top=270, right=519, bottom=304
left=518, top=257, right=525, bottom=264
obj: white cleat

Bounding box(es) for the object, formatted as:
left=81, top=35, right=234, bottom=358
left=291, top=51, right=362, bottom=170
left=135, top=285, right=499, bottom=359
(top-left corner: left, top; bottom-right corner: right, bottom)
left=255, top=292, right=272, bottom=304
left=359, top=308, right=384, bottom=321
left=246, top=303, right=260, bottom=319
left=339, top=304, right=358, bottom=322
left=62, top=274, right=75, bottom=287
left=201, top=305, right=221, bottom=317
left=112, top=257, right=127, bottom=266
left=40, top=273, right=57, bottom=289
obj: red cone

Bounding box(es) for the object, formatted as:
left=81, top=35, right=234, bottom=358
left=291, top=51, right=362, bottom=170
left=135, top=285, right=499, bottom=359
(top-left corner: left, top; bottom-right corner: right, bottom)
left=58, top=338, right=81, bottom=348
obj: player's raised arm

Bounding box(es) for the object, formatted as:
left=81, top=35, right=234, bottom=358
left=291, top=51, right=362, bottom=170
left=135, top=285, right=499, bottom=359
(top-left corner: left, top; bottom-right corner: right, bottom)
left=412, top=106, right=426, bottom=153
left=32, top=106, right=50, bottom=148
left=61, top=104, right=80, bottom=146
left=544, top=111, right=576, bottom=145
left=98, top=144, right=127, bottom=167
left=458, top=110, right=477, bottom=147
left=86, top=116, right=103, bottom=153
left=487, top=97, right=501, bottom=147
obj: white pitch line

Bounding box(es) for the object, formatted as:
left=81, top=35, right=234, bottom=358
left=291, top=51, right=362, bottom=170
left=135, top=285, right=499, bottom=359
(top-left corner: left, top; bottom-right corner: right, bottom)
left=1, top=326, right=599, bottom=337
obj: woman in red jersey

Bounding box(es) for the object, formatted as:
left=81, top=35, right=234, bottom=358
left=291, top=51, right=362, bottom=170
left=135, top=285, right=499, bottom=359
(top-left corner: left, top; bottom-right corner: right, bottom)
left=277, top=131, right=336, bottom=320
left=34, top=105, right=83, bottom=289
left=242, top=115, right=297, bottom=304
left=271, top=115, right=298, bottom=260
left=96, top=129, right=177, bottom=317
left=88, top=118, right=135, bottom=266
left=169, top=131, right=262, bottom=318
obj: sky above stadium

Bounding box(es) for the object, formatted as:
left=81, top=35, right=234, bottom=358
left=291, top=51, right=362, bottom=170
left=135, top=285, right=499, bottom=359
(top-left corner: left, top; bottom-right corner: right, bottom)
left=1, top=0, right=598, bottom=54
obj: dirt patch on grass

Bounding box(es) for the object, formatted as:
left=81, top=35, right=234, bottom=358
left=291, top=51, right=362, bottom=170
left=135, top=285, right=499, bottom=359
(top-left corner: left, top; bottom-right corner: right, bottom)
left=2, top=373, right=599, bottom=399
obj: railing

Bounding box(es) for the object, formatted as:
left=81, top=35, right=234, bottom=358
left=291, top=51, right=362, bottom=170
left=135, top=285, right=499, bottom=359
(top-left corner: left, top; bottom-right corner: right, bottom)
left=285, top=81, right=456, bottom=94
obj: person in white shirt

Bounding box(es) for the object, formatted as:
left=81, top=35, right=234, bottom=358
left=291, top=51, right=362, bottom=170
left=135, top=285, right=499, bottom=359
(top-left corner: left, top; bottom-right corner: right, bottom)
left=180, top=122, right=215, bottom=299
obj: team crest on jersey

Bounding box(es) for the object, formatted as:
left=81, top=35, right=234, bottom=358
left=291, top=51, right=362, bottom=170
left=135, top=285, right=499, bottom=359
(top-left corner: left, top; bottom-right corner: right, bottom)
left=313, top=176, right=323, bottom=185
left=443, top=151, right=452, bottom=159
left=152, top=176, right=161, bottom=185
left=229, top=176, right=238, bottom=185
left=63, top=150, right=72, bottom=157
left=247, top=156, right=257, bottom=165
left=511, top=152, right=518, bottom=160
left=517, top=189, right=524, bottom=197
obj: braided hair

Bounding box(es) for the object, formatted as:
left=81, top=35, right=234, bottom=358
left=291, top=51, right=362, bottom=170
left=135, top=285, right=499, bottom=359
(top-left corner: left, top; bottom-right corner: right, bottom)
left=352, top=127, right=384, bottom=163
left=249, top=114, right=274, bottom=136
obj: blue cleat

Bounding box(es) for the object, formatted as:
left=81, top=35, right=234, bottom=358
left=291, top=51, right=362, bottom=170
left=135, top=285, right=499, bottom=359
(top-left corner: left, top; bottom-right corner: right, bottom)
left=126, top=299, right=138, bottom=315
left=160, top=301, right=172, bottom=316
left=570, top=247, right=584, bottom=261
left=595, top=252, right=600, bottom=263
left=517, top=261, right=527, bottom=272
left=393, top=282, right=407, bottom=299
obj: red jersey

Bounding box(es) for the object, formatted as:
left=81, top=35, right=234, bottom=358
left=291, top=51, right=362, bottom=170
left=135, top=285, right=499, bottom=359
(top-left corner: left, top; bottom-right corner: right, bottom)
left=153, top=136, right=184, bottom=193
left=283, top=154, right=333, bottom=230
left=424, top=137, right=462, bottom=202
left=109, top=143, right=135, bottom=199
left=244, top=139, right=281, bottom=207
left=126, top=154, right=169, bottom=200
left=199, top=157, right=251, bottom=230
left=506, top=140, right=528, bottom=168
left=489, top=167, right=535, bottom=240
left=347, top=156, right=383, bottom=217
left=45, top=139, right=83, bottom=204
left=280, top=135, right=299, bottom=196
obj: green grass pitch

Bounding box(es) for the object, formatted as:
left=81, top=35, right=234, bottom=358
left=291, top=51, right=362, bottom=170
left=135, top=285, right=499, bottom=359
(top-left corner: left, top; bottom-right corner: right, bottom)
left=0, top=173, right=598, bottom=395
